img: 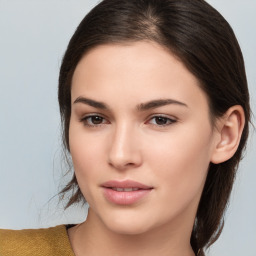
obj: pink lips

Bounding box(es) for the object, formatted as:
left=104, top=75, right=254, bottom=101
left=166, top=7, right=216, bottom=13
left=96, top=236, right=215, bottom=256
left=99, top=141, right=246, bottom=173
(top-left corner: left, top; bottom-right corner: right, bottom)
left=101, top=180, right=153, bottom=205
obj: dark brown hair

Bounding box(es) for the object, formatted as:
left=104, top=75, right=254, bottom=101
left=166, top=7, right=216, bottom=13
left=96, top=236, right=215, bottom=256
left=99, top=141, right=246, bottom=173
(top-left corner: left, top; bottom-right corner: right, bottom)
left=58, top=0, right=251, bottom=255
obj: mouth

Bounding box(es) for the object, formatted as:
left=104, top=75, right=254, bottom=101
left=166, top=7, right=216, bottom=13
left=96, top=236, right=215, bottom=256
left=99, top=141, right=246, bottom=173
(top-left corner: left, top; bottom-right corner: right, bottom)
left=101, top=180, right=153, bottom=190
left=101, top=180, right=153, bottom=205
left=111, top=187, right=141, bottom=192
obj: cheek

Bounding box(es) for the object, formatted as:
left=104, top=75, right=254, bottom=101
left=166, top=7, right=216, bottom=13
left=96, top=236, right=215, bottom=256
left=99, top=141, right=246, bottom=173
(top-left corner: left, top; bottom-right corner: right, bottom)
left=145, top=124, right=213, bottom=197
left=69, top=124, right=105, bottom=196
left=70, top=145, right=105, bottom=206
left=70, top=142, right=103, bottom=178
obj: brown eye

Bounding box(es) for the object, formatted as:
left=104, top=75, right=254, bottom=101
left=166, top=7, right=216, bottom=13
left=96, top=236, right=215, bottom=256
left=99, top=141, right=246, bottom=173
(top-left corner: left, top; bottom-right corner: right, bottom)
left=148, top=116, right=176, bottom=126
left=155, top=117, right=169, bottom=125
left=81, top=115, right=108, bottom=127
left=89, top=116, right=104, bottom=124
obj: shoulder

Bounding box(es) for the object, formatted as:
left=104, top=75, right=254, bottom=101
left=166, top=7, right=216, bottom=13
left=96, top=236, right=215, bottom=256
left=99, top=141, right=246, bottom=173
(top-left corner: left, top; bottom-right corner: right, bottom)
left=0, top=225, right=75, bottom=256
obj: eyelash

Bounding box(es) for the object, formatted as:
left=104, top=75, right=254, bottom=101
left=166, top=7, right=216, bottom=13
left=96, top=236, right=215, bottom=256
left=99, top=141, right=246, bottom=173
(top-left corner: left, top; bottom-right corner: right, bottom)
left=80, top=114, right=177, bottom=128
left=80, top=114, right=109, bottom=127
left=147, top=115, right=177, bottom=126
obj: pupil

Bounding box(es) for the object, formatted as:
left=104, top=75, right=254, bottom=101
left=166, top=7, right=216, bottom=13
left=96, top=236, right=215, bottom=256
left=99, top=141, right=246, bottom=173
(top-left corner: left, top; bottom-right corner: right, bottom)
left=156, top=117, right=167, bottom=125
left=92, top=116, right=103, bottom=124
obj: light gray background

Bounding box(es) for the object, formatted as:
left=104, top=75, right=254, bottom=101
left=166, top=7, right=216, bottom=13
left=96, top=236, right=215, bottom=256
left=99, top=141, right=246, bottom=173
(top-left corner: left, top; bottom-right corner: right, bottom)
left=0, top=1, right=255, bottom=255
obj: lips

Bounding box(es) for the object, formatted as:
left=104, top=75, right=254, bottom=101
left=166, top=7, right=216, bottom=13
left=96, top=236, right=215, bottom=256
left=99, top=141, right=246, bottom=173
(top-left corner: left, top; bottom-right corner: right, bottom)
left=101, top=180, right=153, bottom=205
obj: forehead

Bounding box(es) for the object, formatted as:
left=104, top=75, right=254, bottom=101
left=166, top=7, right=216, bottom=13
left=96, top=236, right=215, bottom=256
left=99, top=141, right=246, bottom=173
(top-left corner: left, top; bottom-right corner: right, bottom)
left=71, top=41, right=208, bottom=112
left=72, top=41, right=194, bottom=86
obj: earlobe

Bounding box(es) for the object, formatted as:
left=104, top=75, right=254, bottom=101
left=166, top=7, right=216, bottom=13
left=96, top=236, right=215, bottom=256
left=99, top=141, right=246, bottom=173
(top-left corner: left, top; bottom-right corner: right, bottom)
left=211, top=105, right=245, bottom=164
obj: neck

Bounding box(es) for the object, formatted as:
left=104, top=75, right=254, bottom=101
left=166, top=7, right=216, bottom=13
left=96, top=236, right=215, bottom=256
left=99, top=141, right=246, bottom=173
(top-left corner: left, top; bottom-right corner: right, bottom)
left=68, top=209, right=196, bottom=256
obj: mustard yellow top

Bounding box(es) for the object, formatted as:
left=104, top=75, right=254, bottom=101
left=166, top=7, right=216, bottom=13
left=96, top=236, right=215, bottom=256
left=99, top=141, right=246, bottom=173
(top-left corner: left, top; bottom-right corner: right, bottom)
left=0, top=225, right=75, bottom=256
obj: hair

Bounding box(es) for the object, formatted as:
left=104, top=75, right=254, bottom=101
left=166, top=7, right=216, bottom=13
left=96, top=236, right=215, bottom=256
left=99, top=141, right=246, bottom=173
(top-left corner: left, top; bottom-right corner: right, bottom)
left=58, top=0, right=251, bottom=255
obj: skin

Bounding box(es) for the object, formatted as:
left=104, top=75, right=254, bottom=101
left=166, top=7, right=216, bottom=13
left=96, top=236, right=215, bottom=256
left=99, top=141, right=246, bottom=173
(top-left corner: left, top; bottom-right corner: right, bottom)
left=67, top=41, right=244, bottom=256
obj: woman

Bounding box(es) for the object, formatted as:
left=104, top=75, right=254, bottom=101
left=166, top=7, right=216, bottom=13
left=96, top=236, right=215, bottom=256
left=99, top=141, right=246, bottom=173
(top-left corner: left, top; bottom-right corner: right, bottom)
left=0, top=0, right=251, bottom=255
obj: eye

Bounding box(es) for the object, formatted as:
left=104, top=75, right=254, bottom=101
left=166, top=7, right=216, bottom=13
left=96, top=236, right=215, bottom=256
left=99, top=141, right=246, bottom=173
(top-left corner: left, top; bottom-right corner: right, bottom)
left=148, top=115, right=176, bottom=126
left=80, top=115, right=109, bottom=127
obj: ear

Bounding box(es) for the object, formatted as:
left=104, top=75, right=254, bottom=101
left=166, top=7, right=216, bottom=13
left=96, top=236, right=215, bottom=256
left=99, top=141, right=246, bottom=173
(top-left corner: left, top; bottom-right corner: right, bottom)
left=211, top=105, right=245, bottom=164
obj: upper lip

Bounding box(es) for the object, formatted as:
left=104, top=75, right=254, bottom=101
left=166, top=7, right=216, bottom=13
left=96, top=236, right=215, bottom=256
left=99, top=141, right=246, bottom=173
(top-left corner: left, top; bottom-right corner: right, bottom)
left=101, top=180, right=153, bottom=189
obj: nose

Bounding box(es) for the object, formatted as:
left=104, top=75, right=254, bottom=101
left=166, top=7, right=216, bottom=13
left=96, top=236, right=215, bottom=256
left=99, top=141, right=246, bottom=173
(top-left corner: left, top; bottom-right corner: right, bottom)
left=108, top=123, right=142, bottom=170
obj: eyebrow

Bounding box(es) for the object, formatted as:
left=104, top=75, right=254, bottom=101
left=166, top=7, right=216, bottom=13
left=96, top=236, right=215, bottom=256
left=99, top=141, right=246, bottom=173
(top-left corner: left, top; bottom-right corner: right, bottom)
left=137, top=99, right=188, bottom=111
left=73, top=97, right=188, bottom=111
left=73, top=97, right=108, bottom=109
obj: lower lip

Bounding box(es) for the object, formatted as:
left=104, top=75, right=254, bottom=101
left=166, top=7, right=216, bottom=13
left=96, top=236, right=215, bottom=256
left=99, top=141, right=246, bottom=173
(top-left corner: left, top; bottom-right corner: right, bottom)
left=102, top=188, right=152, bottom=205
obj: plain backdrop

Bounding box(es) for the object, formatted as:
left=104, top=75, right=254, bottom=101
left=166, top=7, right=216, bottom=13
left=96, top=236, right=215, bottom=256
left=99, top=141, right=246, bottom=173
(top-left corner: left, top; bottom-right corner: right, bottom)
left=0, top=1, right=255, bottom=255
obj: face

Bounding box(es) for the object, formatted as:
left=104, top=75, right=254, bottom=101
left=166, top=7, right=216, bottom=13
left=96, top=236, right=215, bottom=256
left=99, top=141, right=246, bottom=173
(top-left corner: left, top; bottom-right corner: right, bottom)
left=69, top=41, right=218, bottom=236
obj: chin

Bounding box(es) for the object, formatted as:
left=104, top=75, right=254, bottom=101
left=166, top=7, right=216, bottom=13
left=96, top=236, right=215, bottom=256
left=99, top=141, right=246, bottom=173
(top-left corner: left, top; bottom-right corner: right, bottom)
left=107, top=221, right=152, bottom=236
left=96, top=211, right=151, bottom=235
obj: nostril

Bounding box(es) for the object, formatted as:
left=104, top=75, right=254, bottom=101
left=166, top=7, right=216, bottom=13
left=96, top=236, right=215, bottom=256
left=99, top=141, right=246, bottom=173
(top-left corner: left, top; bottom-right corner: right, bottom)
left=107, top=132, right=142, bottom=169
left=108, top=158, right=141, bottom=170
